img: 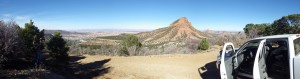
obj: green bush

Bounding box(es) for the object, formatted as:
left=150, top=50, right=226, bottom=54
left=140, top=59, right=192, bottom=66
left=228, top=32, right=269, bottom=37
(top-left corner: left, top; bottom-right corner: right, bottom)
left=199, top=39, right=209, bottom=50
left=46, top=32, right=69, bottom=68
left=20, top=20, right=45, bottom=63
left=119, top=35, right=142, bottom=56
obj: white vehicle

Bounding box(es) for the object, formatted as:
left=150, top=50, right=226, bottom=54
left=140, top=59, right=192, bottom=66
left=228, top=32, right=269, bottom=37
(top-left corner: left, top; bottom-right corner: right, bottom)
left=220, top=34, right=300, bottom=79
left=216, top=48, right=239, bottom=69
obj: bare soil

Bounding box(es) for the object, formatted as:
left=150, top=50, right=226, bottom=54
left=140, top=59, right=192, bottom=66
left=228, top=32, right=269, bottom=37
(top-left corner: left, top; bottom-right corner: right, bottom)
left=74, top=48, right=220, bottom=79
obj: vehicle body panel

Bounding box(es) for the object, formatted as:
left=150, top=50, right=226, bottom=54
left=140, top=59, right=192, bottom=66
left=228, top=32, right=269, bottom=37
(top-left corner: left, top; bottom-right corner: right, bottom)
left=294, top=55, right=300, bottom=79
left=253, top=39, right=267, bottom=79
left=220, top=43, right=235, bottom=79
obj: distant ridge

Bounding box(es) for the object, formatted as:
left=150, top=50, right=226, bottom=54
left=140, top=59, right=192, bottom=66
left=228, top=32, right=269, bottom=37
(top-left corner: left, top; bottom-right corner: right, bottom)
left=71, top=29, right=151, bottom=33
left=44, top=30, right=83, bottom=34
left=137, top=17, right=205, bottom=45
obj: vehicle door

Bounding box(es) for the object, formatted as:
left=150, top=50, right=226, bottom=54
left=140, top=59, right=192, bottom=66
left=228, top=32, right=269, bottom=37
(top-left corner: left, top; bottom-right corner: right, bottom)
left=293, top=38, right=300, bottom=79
left=253, top=39, right=268, bottom=79
left=220, top=43, right=235, bottom=79
left=294, top=54, right=300, bottom=79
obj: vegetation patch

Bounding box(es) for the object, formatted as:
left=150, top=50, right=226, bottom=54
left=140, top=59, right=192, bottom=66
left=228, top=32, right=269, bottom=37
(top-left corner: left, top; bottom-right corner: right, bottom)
left=96, top=34, right=129, bottom=40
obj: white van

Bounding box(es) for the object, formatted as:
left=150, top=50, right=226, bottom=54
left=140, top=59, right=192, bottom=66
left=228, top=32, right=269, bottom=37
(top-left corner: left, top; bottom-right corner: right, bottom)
left=220, top=34, right=300, bottom=79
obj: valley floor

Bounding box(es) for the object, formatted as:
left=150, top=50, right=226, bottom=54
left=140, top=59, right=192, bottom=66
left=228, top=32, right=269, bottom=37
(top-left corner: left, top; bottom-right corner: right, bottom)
left=74, top=47, right=220, bottom=79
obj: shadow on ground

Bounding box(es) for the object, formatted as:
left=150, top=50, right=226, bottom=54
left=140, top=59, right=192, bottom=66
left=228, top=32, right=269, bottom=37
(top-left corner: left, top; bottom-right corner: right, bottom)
left=0, top=56, right=111, bottom=79
left=198, top=61, right=220, bottom=79
left=68, top=55, right=111, bottom=79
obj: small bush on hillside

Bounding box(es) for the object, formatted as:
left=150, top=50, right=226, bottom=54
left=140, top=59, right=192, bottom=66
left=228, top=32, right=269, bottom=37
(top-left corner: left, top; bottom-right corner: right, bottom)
left=119, top=35, right=142, bottom=56
left=199, top=39, right=209, bottom=50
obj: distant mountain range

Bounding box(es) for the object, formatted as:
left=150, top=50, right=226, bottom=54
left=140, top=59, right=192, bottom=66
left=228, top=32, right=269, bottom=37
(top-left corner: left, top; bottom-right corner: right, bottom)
left=45, top=29, right=150, bottom=34
left=137, top=17, right=206, bottom=45
left=70, top=29, right=151, bottom=33
left=44, top=30, right=82, bottom=35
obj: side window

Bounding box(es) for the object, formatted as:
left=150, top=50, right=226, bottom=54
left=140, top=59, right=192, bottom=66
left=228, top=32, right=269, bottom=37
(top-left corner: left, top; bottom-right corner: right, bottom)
left=265, top=39, right=290, bottom=78
left=294, top=38, right=300, bottom=55
left=225, top=45, right=234, bottom=60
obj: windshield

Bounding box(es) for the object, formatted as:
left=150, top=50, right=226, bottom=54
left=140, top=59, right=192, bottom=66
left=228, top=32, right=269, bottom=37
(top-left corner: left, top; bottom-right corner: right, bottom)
left=236, top=39, right=262, bottom=56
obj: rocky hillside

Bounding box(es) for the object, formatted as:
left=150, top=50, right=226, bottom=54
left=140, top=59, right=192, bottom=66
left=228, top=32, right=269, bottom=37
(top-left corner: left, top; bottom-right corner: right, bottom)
left=137, top=17, right=205, bottom=45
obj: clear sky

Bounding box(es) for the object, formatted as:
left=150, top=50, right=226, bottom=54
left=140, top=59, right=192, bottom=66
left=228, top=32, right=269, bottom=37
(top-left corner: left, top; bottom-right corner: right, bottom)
left=0, top=0, right=299, bottom=31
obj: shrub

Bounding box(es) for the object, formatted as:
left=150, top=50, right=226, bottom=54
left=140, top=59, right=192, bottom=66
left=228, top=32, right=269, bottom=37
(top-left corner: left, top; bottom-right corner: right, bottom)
left=185, top=39, right=200, bottom=52
left=0, top=20, right=26, bottom=69
left=199, top=39, right=209, bottom=50
left=119, top=35, right=142, bottom=56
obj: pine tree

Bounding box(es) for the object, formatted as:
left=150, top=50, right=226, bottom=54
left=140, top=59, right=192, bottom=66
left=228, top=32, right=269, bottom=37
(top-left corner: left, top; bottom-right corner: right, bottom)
left=47, top=32, right=69, bottom=68
left=20, top=20, right=45, bottom=64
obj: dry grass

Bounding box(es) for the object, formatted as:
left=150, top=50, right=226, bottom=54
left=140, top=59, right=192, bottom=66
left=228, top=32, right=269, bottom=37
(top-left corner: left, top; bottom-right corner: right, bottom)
left=74, top=45, right=221, bottom=79
left=1, top=45, right=221, bottom=79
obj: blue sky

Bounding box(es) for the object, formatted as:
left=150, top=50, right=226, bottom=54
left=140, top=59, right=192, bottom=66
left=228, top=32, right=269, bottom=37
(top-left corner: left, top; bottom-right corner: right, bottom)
left=0, top=0, right=299, bottom=31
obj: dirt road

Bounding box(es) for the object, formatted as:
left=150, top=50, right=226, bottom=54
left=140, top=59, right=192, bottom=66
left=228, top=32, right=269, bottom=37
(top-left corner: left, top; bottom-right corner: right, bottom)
left=74, top=48, right=220, bottom=79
